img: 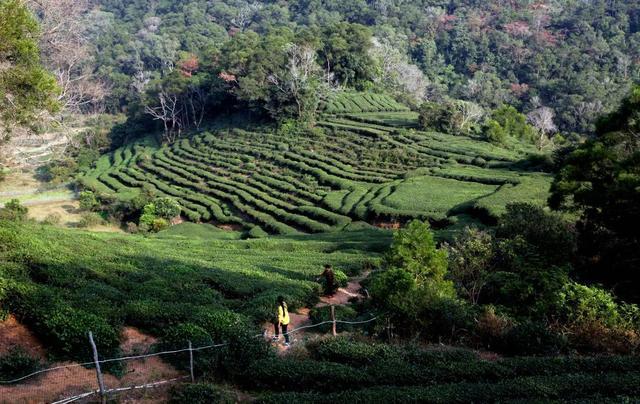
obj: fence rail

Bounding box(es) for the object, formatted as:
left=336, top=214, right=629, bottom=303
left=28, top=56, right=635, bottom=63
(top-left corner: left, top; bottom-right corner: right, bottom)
left=0, top=311, right=377, bottom=403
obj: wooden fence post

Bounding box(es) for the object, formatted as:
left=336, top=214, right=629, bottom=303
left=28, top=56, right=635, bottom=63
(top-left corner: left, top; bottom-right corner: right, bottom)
left=331, top=305, right=337, bottom=336
left=188, top=340, right=195, bottom=382
left=88, top=331, right=106, bottom=403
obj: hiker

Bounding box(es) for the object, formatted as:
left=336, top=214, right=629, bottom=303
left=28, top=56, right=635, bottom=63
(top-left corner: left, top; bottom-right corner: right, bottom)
left=317, top=264, right=338, bottom=296
left=272, top=295, right=290, bottom=346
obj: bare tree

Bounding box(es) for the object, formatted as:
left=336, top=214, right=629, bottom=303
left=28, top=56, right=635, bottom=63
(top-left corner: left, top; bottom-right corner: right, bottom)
left=145, top=92, right=184, bottom=143
left=231, top=2, right=263, bottom=31
left=527, top=106, right=557, bottom=150
left=27, top=0, right=108, bottom=113
left=268, top=44, right=336, bottom=121
left=370, top=37, right=427, bottom=104
left=455, top=101, right=485, bottom=133
left=187, top=85, right=207, bottom=130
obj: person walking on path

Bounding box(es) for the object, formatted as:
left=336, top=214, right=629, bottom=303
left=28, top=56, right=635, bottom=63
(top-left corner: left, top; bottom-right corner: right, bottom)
left=272, top=295, right=290, bottom=346
left=317, top=264, right=338, bottom=296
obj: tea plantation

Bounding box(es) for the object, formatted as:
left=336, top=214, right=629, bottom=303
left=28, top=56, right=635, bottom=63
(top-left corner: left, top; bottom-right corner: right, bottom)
left=0, top=221, right=388, bottom=361
left=79, top=93, right=551, bottom=234
left=3, top=222, right=639, bottom=402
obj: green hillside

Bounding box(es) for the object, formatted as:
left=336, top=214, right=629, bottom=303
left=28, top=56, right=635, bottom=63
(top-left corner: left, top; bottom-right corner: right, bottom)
left=0, top=222, right=387, bottom=358
left=79, top=93, right=551, bottom=234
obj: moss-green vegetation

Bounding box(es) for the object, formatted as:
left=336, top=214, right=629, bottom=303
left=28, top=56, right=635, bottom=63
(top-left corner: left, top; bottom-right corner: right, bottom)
left=80, top=95, right=550, bottom=234
left=0, top=221, right=388, bottom=361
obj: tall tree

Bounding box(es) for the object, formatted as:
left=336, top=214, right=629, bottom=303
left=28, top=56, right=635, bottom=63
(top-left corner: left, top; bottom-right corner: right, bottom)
left=0, top=0, right=58, bottom=137
left=27, top=0, right=108, bottom=113
left=550, top=85, right=640, bottom=301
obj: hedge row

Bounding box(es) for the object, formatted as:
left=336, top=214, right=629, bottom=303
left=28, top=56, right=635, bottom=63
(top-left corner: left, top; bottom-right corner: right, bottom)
left=242, top=351, right=640, bottom=394
left=257, top=372, right=640, bottom=403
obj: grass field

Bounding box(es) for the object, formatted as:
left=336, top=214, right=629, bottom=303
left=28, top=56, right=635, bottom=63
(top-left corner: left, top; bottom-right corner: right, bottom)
left=78, top=93, right=552, bottom=235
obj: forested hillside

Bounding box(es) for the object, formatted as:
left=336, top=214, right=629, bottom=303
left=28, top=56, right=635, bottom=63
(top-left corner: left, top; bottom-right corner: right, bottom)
left=88, top=0, right=640, bottom=134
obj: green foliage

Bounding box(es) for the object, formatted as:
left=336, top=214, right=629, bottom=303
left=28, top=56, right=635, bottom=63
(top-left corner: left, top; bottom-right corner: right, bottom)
left=38, top=159, right=79, bottom=184
left=80, top=109, right=547, bottom=234
left=486, top=237, right=570, bottom=319
left=154, top=197, right=181, bottom=220
left=418, top=102, right=453, bottom=133
left=496, top=203, right=576, bottom=265
left=0, top=221, right=378, bottom=366
left=244, top=341, right=640, bottom=395
left=0, top=0, right=58, bottom=132
left=246, top=226, right=269, bottom=239
left=0, top=199, right=28, bottom=221
left=385, top=220, right=448, bottom=283
left=558, top=282, right=634, bottom=329
left=151, top=217, right=169, bottom=232
left=309, top=305, right=358, bottom=333
left=258, top=372, right=640, bottom=403
left=486, top=106, right=536, bottom=144
left=0, top=347, right=42, bottom=380
left=78, top=191, right=99, bottom=211
left=445, top=227, right=493, bottom=304
left=372, top=221, right=465, bottom=338
left=550, top=85, right=640, bottom=302
left=139, top=203, right=157, bottom=227
left=333, top=269, right=348, bottom=288
left=169, top=383, right=235, bottom=404
left=497, top=321, right=568, bottom=356
left=77, top=212, right=103, bottom=228
left=159, top=323, right=213, bottom=371
left=485, top=119, right=507, bottom=145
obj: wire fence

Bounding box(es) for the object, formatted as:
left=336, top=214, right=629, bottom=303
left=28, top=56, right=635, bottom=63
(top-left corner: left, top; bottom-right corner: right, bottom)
left=0, top=312, right=377, bottom=403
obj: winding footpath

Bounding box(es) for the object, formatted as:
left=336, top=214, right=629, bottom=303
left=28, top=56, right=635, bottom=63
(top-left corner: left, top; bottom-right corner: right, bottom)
left=266, top=271, right=371, bottom=352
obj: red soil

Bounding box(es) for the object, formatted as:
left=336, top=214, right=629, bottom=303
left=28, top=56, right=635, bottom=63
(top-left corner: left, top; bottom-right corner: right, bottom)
left=0, top=319, right=181, bottom=403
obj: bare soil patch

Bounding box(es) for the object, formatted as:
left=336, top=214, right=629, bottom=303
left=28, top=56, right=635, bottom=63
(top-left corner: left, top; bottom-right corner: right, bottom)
left=0, top=319, right=182, bottom=403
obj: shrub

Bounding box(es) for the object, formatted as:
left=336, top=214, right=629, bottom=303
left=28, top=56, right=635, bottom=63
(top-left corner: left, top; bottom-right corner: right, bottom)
left=41, top=213, right=61, bottom=225
left=0, top=199, right=28, bottom=221
left=497, top=203, right=576, bottom=265
left=78, top=191, right=99, bottom=211
left=498, top=321, right=567, bottom=356
left=158, top=323, right=214, bottom=372
left=558, top=282, right=622, bottom=327
left=0, top=347, right=42, bottom=380
left=78, top=212, right=104, bottom=228
left=155, top=197, right=181, bottom=220
left=257, top=372, right=640, bottom=403
left=37, top=305, right=121, bottom=360
left=334, top=269, right=348, bottom=288
left=562, top=320, right=640, bottom=355
left=307, top=336, right=394, bottom=365
left=139, top=203, right=157, bottom=227
left=169, top=383, right=235, bottom=404
left=475, top=305, right=514, bottom=350
left=151, top=217, right=169, bottom=232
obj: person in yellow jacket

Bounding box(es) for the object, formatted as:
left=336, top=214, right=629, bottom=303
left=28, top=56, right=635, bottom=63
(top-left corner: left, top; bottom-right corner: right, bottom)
left=272, top=295, right=290, bottom=346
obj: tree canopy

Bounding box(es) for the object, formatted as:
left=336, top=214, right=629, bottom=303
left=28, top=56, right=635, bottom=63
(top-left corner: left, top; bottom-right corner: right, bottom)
left=0, top=0, right=58, bottom=134
left=550, top=85, right=640, bottom=301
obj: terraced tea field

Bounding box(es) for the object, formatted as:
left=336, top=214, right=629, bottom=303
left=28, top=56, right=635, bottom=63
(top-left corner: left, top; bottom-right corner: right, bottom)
left=79, top=94, right=552, bottom=234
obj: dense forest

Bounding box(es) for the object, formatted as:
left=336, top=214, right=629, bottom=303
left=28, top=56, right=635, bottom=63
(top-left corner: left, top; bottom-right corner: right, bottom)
left=85, top=0, right=640, bottom=135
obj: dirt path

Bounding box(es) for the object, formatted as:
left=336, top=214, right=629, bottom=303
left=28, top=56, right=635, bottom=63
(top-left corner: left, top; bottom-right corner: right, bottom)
left=265, top=271, right=370, bottom=352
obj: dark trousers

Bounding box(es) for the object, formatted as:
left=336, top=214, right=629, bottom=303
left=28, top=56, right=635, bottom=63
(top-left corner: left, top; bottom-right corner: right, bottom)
left=274, top=323, right=290, bottom=343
